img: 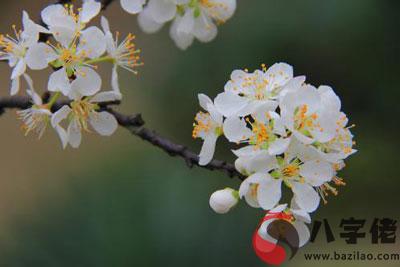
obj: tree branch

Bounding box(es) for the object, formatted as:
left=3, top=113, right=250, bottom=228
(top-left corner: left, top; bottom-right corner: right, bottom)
left=0, top=96, right=245, bottom=181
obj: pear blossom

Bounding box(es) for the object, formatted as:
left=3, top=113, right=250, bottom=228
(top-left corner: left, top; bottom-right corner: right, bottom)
left=0, top=11, right=49, bottom=95
left=101, top=16, right=142, bottom=98
left=170, top=0, right=236, bottom=49
left=224, top=107, right=290, bottom=156
left=237, top=145, right=334, bottom=212
left=25, top=3, right=106, bottom=97
left=137, top=0, right=186, bottom=41
left=192, top=63, right=356, bottom=215
left=40, top=2, right=101, bottom=47
left=51, top=91, right=119, bottom=149
left=256, top=204, right=311, bottom=249
left=209, top=187, right=239, bottom=214
left=307, top=112, right=357, bottom=163
left=214, top=63, right=300, bottom=118
left=16, top=74, right=52, bottom=138
left=280, top=84, right=341, bottom=145
left=323, top=117, right=356, bottom=161
left=137, top=0, right=237, bottom=50
left=192, top=94, right=223, bottom=165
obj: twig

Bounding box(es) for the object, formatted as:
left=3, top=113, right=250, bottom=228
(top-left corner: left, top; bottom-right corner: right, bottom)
left=0, top=96, right=245, bottom=180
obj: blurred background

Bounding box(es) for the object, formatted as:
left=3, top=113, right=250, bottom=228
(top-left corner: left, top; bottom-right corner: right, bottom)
left=0, top=0, right=399, bottom=266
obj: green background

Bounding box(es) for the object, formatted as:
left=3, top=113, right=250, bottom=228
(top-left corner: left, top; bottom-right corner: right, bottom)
left=0, top=0, right=399, bottom=266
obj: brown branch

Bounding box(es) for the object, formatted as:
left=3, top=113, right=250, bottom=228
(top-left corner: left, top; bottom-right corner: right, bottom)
left=0, top=95, right=245, bottom=180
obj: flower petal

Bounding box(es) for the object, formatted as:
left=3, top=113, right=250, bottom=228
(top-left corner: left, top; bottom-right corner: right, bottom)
left=193, top=13, right=217, bottom=42
left=70, top=67, right=102, bottom=97
left=51, top=105, right=71, bottom=126
left=170, top=15, right=194, bottom=50
left=223, top=116, right=252, bottom=143
left=81, top=0, right=101, bottom=23
left=25, top=43, right=57, bottom=70
left=100, top=16, right=111, bottom=33
left=48, top=68, right=71, bottom=95
left=214, top=91, right=249, bottom=117
left=110, top=65, right=122, bottom=99
left=41, top=5, right=69, bottom=26
left=199, top=133, right=218, bottom=166
left=90, top=91, right=121, bottom=103
left=120, top=0, right=146, bottom=14
left=198, top=93, right=213, bottom=111
left=299, top=159, right=334, bottom=186
left=51, top=105, right=72, bottom=149
left=177, top=9, right=195, bottom=34
left=257, top=176, right=282, bottom=210
left=89, top=111, right=118, bottom=136
left=78, top=26, right=106, bottom=59
left=147, top=0, right=177, bottom=24
left=268, top=138, right=291, bottom=155
left=319, top=85, right=341, bottom=112
left=11, top=59, right=26, bottom=80
left=291, top=182, right=320, bottom=213
left=67, top=119, right=82, bottom=148
left=137, top=7, right=164, bottom=33
left=293, top=221, right=310, bottom=247
left=10, top=77, right=20, bottom=96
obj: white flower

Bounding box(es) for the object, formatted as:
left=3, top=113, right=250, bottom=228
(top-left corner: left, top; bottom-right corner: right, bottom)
left=137, top=0, right=189, bottom=35
left=16, top=74, right=52, bottom=138
left=51, top=91, right=119, bottom=149
left=0, top=11, right=49, bottom=95
left=238, top=147, right=334, bottom=212
left=209, top=188, right=239, bottom=214
left=27, top=3, right=106, bottom=97
left=214, top=63, right=298, bottom=118
left=101, top=16, right=142, bottom=98
left=192, top=94, right=223, bottom=165
left=138, top=0, right=236, bottom=50
left=170, top=0, right=236, bottom=49
left=256, top=204, right=311, bottom=249
left=224, top=107, right=290, bottom=156
left=309, top=113, right=357, bottom=163
left=280, top=84, right=341, bottom=145
left=40, top=2, right=101, bottom=47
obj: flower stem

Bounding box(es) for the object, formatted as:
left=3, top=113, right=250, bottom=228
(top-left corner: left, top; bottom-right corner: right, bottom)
left=84, top=56, right=115, bottom=65
left=47, top=92, right=61, bottom=108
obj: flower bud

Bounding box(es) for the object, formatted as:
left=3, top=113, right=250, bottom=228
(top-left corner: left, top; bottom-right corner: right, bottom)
left=209, top=188, right=239, bottom=214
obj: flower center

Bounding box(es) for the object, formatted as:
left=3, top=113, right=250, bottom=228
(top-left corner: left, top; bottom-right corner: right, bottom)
left=247, top=116, right=275, bottom=149
left=282, top=164, right=299, bottom=178
left=0, top=25, right=25, bottom=57
left=70, top=99, right=97, bottom=131
left=198, top=0, right=229, bottom=24
left=59, top=47, right=81, bottom=66
left=294, top=104, right=321, bottom=134
left=17, top=106, right=51, bottom=138
left=115, top=32, right=142, bottom=73
left=192, top=112, right=213, bottom=138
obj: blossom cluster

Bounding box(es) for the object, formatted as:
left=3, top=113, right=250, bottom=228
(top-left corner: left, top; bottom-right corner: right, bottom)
left=0, top=0, right=142, bottom=148
left=119, top=0, right=237, bottom=50
left=193, top=63, right=357, bottom=247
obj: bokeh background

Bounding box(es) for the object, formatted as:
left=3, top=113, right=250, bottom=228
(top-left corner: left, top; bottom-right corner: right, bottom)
left=0, top=0, right=399, bottom=266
